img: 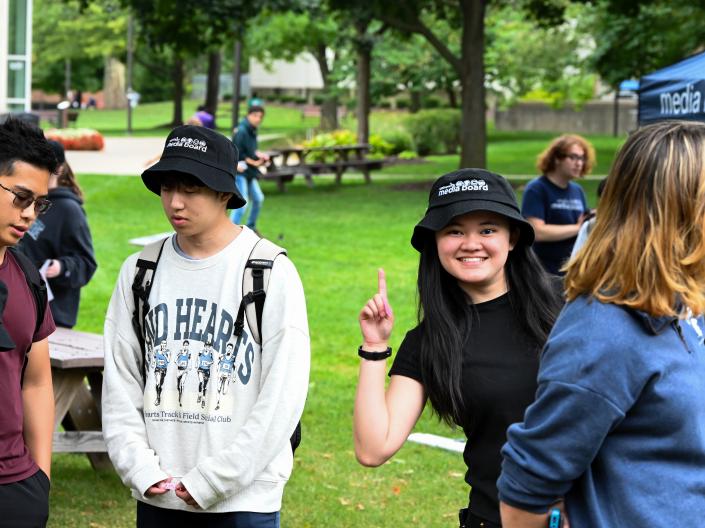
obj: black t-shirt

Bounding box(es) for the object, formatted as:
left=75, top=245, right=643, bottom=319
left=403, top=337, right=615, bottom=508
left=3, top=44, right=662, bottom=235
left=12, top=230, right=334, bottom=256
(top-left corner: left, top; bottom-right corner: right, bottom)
left=389, top=293, right=540, bottom=524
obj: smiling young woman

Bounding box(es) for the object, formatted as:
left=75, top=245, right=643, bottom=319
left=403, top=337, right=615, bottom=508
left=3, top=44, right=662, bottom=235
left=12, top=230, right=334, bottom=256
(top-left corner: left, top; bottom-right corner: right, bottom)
left=353, top=169, right=562, bottom=528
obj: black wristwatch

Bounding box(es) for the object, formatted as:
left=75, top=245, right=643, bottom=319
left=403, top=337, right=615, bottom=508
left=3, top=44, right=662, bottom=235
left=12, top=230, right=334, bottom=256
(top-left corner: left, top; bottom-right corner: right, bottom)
left=358, top=346, right=392, bottom=360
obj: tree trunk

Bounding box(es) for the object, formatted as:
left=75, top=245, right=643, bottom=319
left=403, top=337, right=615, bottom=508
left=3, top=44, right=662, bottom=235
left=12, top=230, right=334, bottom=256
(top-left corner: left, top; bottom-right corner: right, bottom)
left=171, top=56, right=184, bottom=127
left=410, top=90, right=422, bottom=113
left=102, top=56, right=126, bottom=110
left=459, top=0, right=486, bottom=168
left=446, top=79, right=458, bottom=108
left=232, top=39, right=243, bottom=131
left=320, top=97, right=339, bottom=130
left=355, top=21, right=372, bottom=144
left=205, top=49, right=222, bottom=118
left=313, top=44, right=338, bottom=130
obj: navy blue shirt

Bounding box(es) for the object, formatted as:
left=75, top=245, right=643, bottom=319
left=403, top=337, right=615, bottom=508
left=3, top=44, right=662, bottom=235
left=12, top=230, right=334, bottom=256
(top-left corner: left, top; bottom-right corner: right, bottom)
left=521, top=176, right=588, bottom=274
left=498, top=297, right=705, bottom=527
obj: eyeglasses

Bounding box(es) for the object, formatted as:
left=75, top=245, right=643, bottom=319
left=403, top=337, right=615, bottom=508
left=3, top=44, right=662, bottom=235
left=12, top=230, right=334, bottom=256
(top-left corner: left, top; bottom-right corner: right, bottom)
left=563, top=153, right=587, bottom=163
left=0, top=182, right=52, bottom=214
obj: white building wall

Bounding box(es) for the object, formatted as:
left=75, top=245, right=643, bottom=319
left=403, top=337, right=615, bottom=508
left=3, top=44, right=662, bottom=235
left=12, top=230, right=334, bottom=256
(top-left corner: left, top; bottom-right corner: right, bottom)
left=249, top=53, right=323, bottom=91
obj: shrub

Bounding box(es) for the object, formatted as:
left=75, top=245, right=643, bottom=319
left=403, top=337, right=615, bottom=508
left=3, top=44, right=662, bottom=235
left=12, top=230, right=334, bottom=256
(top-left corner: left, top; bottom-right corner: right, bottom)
left=398, top=150, right=419, bottom=160
left=404, top=109, right=461, bottom=156
left=421, top=95, right=443, bottom=109
left=313, top=94, right=326, bottom=106
left=380, top=130, right=413, bottom=155
left=46, top=128, right=105, bottom=151
left=302, top=129, right=357, bottom=162
left=368, top=134, right=394, bottom=156
left=396, top=98, right=410, bottom=109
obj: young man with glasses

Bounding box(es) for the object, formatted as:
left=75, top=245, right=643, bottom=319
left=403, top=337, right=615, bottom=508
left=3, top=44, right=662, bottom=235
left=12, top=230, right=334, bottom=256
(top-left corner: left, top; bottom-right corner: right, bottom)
left=521, top=134, right=594, bottom=275
left=0, top=117, right=58, bottom=527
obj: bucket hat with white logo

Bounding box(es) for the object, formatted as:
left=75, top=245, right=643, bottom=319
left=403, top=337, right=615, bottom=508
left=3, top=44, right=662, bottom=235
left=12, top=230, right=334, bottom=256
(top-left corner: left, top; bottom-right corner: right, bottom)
left=411, top=168, right=534, bottom=251
left=142, top=125, right=246, bottom=209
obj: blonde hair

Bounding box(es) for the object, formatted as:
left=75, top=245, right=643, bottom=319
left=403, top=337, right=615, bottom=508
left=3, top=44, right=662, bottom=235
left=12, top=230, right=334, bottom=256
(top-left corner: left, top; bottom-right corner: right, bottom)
left=536, top=134, right=596, bottom=176
left=565, top=121, right=705, bottom=317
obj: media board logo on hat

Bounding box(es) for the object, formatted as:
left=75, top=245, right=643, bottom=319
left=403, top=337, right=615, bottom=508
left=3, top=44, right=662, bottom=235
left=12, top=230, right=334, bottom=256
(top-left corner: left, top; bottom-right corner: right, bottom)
left=410, top=168, right=535, bottom=252
left=166, top=136, right=208, bottom=152
left=141, top=125, right=245, bottom=209
left=437, top=178, right=489, bottom=196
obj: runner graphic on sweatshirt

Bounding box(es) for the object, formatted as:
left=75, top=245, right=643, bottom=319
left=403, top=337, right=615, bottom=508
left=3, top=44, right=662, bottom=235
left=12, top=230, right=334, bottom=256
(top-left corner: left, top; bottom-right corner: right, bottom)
left=154, top=340, right=170, bottom=406
left=197, top=340, right=215, bottom=408
left=215, top=343, right=236, bottom=411
left=175, top=339, right=192, bottom=407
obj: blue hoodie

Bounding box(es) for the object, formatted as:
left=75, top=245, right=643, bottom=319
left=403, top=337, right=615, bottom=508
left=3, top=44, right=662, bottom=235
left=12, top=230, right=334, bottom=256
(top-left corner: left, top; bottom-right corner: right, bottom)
left=497, top=296, right=705, bottom=527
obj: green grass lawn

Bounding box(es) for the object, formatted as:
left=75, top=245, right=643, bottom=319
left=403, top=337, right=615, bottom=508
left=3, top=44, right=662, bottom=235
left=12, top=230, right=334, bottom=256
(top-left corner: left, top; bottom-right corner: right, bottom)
left=49, top=169, right=602, bottom=527
left=68, top=101, right=319, bottom=143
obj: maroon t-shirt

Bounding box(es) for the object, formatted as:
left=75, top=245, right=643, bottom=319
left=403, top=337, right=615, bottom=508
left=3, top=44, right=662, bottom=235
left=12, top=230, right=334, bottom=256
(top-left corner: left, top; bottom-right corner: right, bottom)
left=0, top=250, right=55, bottom=484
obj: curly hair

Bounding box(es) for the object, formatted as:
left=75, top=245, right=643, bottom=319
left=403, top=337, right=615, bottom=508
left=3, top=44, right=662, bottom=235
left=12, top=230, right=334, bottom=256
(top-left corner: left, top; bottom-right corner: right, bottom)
left=536, top=134, right=596, bottom=176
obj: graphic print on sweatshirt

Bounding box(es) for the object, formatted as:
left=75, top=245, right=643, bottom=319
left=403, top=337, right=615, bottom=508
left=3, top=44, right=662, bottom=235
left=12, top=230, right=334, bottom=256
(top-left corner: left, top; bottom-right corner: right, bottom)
left=141, top=296, right=259, bottom=425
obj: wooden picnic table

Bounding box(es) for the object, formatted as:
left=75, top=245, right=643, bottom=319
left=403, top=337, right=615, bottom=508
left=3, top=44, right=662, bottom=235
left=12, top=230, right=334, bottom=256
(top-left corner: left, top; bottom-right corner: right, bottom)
left=50, top=327, right=110, bottom=469
left=262, top=143, right=384, bottom=191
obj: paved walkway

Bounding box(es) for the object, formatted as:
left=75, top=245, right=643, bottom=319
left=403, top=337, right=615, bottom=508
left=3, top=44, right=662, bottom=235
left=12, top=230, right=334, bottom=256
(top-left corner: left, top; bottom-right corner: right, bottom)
left=66, top=134, right=282, bottom=176
left=66, top=137, right=165, bottom=177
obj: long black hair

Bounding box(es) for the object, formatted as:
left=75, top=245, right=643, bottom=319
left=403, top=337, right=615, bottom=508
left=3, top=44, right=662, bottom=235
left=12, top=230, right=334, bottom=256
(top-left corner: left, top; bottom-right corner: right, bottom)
left=417, top=226, right=562, bottom=426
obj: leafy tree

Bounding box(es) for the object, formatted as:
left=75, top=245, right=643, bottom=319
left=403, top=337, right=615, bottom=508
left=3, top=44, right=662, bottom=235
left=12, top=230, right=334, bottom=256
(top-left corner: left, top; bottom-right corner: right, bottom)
left=120, top=0, right=292, bottom=125
left=486, top=3, right=596, bottom=108
left=332, top=0, right=581, bottom=168
left=247, top=8, right=348, bottom=130
left=32, top=0, right=127, bottom=95
left=587, top=0, right=705, bottom=90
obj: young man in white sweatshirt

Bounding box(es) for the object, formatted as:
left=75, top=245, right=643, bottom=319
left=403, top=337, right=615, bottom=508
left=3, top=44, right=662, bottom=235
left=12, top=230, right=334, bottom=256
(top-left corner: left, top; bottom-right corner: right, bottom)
left=102, top=125, right=310, bottom=528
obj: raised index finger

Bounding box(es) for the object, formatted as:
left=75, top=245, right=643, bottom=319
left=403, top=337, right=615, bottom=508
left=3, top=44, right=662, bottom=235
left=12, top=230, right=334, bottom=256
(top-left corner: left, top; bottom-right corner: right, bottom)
left=378, top=268, right=387, bottom=297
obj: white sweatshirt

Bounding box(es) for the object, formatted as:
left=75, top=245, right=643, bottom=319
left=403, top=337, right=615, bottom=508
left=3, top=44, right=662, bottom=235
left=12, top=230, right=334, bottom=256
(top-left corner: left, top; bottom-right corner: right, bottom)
left=102, top=227, right=310, bottom=513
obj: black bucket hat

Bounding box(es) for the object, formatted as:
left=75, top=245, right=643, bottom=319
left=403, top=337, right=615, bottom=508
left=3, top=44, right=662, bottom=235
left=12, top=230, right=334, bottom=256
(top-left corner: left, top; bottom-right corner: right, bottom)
left=0, top=281, right=16, bottom=351
left=411, top=168, right=534, bottom=252
left=142, top=125, right=246, bottom=209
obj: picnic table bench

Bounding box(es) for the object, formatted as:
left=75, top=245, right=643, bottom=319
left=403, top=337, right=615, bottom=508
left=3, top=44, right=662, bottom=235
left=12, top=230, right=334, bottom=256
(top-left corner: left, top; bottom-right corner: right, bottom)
left=262, top=144, right=385, bottom=191
left=50, top=327, right=111, bottom=470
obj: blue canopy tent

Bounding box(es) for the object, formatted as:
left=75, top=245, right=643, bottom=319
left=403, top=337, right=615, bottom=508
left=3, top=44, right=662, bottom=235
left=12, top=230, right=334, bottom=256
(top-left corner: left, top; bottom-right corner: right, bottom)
left=639, top=50, right=705, bottom=125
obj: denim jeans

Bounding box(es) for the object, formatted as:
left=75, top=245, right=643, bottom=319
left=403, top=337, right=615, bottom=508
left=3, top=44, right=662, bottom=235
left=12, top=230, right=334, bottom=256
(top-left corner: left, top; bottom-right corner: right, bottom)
left=137, top=501, right=280, bottom=528
left=230, top=175, right=264, bottom=229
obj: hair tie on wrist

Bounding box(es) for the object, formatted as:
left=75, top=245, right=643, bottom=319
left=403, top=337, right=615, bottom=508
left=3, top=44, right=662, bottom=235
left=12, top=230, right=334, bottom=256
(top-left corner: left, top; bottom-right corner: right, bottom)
left=358, top=346, right=392, bottom=360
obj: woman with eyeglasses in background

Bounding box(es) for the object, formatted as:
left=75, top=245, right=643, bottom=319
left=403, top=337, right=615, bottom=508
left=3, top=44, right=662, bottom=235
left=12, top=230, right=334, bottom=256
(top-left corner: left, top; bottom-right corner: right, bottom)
left=521, top=134, right=595, bottom=275
left=18, top=140, right=97, bottom=329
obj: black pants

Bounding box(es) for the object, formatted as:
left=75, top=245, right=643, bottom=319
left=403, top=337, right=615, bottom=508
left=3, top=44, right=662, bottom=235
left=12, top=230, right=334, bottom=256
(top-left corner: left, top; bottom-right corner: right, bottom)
left=0, top=469, right=50, bottom=528
left=137, top=501, right=280, bottom=528
left=459, top=508, right=501, bottom=528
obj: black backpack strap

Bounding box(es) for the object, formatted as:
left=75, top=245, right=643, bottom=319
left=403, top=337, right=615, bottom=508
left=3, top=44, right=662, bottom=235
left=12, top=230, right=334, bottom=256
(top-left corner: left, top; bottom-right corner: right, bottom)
left=9, top=247, right=47, bottom=336
left=131, top=238, right=168, bottom=383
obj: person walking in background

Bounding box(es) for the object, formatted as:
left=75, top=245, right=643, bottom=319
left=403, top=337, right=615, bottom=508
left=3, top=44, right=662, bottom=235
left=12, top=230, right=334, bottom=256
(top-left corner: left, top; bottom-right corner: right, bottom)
left=354, top=169, right=562, bottom=528
left=521, top=134, right=593, bottom=275
left=498, top=121, right=705, bottom=527
left=0, top=118, right=58, bottom=527
left=194, top=105, right=216, bottom=130
left=230, top=106, right=269, bottom=235
left=18, top=140, right=97, bottom=329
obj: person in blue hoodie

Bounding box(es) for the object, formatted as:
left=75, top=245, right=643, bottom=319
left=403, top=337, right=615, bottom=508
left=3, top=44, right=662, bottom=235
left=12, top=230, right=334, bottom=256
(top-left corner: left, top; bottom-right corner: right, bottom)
left=18, top=140, right=97, bottom=328
left=498, top=120, right=705, bottom=527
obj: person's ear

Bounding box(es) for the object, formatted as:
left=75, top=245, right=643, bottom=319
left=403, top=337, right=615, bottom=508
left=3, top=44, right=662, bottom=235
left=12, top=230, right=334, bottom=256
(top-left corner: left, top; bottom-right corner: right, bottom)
left=509, top=227, right=520, bottom=251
